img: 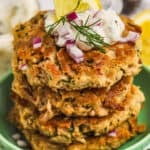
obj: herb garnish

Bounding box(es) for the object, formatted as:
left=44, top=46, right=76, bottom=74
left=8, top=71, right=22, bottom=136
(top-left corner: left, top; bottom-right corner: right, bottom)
left=47, top=15, right=108, bottom=53
left=46, top=0, right=81, bottom=34
left=46, top=0, right=109, bottom=53
left=69, top=21, right=108, bottom=53
left=46, top=16, right=66, bottom=34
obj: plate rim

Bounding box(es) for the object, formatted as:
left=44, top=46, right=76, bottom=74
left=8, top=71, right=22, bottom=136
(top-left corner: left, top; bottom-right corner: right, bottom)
left=0, top=134, right=21, bottom=150
left=0, top=69, right=12, bottom=84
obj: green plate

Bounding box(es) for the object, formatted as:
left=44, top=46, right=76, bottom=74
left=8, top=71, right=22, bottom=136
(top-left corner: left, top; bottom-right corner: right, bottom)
left=0, top=66, right=150, bottom=150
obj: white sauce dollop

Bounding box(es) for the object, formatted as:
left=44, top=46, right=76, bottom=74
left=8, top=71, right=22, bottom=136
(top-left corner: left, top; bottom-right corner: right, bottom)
left=45, top=9, right=125, bottom=48
left=100, top=9, right=125, bottom=43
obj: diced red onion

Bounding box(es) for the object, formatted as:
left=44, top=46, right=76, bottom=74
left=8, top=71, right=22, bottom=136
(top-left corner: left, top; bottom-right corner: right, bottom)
left=54, top=31, right=70, bottom=41
left=108, top=130, right=117, bottom=137
left=66, top=40, right=76, bottom=49
left=120, top=31, right=140, bottom=43
left=66, top=40, right=75, bottom=45
left=55, top=37, right=66, bottom=47
left=33, top=43, right=42, bottom=49
left=74, top=57, right=84, bottom=63
left=33, top=37, right=42, bottom=49
left=56, top=24, right=71, bottom=37
left=33, top=37, right=42, bottom=44
left=67, top=12, right=78, bottom=21
left=66, top=41, right=84, bottom=63
left=20, top=64, right=28, bottom=71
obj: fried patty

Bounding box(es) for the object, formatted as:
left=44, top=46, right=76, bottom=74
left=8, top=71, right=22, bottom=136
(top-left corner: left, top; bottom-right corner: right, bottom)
left=9, top=86, right=144, bottom=144
left=12, top=72, right=133, bottom=119
left=12, top=12, right=142, bottom=91
left=22, top=117, right=145, bottom=150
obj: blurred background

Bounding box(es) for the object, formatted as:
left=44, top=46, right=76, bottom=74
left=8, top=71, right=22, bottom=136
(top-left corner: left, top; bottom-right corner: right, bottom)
left=0, top=0, right=150, bottom=77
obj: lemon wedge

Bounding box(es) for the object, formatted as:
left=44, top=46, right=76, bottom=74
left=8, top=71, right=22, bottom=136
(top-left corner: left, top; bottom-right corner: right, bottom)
left=54, top=0, right=102, bottom=19
left=134, top=10, right=150, bottom=66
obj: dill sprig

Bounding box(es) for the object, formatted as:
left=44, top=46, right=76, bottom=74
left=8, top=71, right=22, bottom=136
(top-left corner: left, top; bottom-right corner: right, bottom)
left=47, top=0, right=81, bottom=34
left=69, top=21, right=109, bottom=53
left=46, top=0, right=109, bottom=53
left=46, top=16, right=66, bottom=34
left=47, top=16, right=109, bottom=53
left=88, top=18, right=102, bottom=27
left=84, top=15, right=90, bottom=26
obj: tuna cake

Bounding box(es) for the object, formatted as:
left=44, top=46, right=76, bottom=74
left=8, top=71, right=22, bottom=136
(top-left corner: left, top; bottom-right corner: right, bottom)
left=12, top=75, right=133, bottom=119
left=9, top=86, right=144, bottom=144
left=21, top=118, right=145, bottom=150
left=12, top=10, right=142, bottom=91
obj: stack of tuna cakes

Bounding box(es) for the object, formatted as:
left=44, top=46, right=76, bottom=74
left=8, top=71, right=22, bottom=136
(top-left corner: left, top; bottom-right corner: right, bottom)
left=9, top=11, right=145, bottom=150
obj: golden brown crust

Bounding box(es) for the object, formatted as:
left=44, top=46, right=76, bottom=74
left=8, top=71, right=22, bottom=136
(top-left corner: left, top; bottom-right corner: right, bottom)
left=121, top=15, right=142, bottom=35
left=9, top=11, right=145, bottom=150
left=8, top=86, right=144, bottom=144
left=21, top=117, right=145, bottom=150
left=12, top=12, right=141, bottom=91
left=11, top=73, right=133, bottom=119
